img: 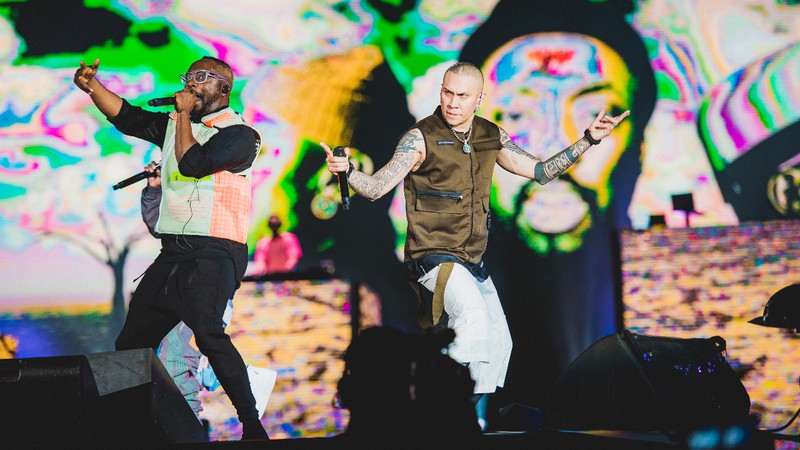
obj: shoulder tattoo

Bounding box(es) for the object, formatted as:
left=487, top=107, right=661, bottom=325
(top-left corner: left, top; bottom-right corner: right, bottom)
left=397, top=129, right=424, bottom=154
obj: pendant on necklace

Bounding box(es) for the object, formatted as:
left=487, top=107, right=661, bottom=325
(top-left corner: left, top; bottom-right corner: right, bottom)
left=462, top=144, right=471, bottom=154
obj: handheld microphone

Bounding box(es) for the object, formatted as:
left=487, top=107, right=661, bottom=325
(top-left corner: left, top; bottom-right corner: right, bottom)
left=147, top=97, right=176, bottom=107
left=333, top=146, right=350, bottom=211
left=112, top=164, right=161, bottom=190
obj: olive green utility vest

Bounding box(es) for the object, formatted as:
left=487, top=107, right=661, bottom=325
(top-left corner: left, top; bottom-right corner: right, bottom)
left=403, top=107, right=502, bottom=264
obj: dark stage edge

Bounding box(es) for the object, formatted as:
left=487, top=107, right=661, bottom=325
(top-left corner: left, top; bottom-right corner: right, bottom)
left=171, top=429, right=790, bottom=449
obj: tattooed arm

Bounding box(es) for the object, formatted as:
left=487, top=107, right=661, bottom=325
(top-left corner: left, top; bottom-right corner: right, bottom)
left=322, top=128, right=424, bottom=201
left=495, top=127, right=592, bottom=185
left=496, top=107, right=630, bottom=184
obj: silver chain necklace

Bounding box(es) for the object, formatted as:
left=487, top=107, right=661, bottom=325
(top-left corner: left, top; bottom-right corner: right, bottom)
left=449, top=123, right=473, bottom=154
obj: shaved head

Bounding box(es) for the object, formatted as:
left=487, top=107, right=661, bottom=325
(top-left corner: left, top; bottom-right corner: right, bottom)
left=444, top=62, right=484, bottom=91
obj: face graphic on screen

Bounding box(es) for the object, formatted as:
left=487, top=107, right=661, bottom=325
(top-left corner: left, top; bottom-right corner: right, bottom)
left=482, top=32, right=634, bottom=253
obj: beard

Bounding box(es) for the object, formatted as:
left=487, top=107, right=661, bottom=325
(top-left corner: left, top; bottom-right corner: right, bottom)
left=189, top=94, right=206, bottom=122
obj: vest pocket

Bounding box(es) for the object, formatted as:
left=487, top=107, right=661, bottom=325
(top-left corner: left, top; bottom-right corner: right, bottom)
left=473, top=195, right=491, bottom=239
left=415, top=190, right=463, bottom=214
left=471, top=136, right=500, bottom=152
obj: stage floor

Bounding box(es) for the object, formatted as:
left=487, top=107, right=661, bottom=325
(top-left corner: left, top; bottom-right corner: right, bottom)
left=172, top=429, right=790, bottom=449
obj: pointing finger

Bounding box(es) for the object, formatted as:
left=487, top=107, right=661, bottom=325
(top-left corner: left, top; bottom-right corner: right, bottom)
left=320, top=142, right=333, bottom=157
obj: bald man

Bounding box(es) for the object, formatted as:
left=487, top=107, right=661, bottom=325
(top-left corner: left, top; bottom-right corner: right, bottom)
left=324, top=62, right=629, bottom=399
left=74, top=56, right=268, bottom=440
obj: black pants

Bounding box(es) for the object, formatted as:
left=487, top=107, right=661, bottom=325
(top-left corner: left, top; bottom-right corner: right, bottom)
left=116, top=257, right=258, bottom=420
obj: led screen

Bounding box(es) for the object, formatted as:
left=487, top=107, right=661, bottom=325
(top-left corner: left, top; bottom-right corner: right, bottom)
left=622, top=220, right=800, bottom=434
left=197, top=278, right=353, bottom=440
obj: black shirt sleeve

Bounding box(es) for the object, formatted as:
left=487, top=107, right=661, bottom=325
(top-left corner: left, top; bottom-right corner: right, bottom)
left=108, top=99, right=170, bottom=148
left=177, top=124, right=258, bottom=178
left=110, top=99, right=257, bottom=179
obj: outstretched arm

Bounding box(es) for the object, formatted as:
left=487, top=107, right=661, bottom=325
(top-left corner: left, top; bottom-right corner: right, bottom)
left=322, top=128, right=424, bottom=201
left=73, top=59, right=123, bottom=119
left=497, top=107, right=630, bottom=184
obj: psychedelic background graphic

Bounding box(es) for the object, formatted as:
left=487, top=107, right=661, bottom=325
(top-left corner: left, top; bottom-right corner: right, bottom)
left=197, top=279, right=352, bottom=440
left=0, top=0, right=798, bottom=438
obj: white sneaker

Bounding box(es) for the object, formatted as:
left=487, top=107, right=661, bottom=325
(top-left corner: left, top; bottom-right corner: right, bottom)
left=247, top=365, right=277, bottom=418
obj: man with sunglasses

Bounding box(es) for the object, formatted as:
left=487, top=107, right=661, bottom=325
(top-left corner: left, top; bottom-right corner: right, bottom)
left=74, top=56, right=268, bottom=441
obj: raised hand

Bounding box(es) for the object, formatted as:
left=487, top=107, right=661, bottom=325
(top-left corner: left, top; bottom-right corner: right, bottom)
left=74, top=59, right=100, bottom=94
left=174, top=89, right=201, bottom=114
left=321, top=142, right=350, bottom=174
left=586, top=107, right=630, bottom=142
left=145, top=161, right=161, bottom=188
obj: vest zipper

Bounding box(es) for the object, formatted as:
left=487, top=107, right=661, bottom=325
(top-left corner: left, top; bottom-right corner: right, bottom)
left=463, top=152, right=475, bottom=250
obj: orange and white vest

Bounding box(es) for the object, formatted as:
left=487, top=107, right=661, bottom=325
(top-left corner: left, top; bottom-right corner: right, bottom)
left=156, top=108, right=261, bottom=244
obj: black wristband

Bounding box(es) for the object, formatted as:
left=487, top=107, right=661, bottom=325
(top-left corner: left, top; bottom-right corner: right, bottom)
left=347, top=162, right=355, bottom=177
left=584, top=129, right=601, bottom=145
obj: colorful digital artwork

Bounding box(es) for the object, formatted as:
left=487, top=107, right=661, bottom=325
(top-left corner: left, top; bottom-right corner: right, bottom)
left=198, top=279, right=352, bottom=440
left=0, top=0, right=798, bottom=440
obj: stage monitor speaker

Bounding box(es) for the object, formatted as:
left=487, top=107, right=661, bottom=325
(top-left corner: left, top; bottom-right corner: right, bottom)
left=85, top=348, right=207, bottom=445
left=0, top=355, right=101, bottom=448
left=542, top=330, right=750, bottom=433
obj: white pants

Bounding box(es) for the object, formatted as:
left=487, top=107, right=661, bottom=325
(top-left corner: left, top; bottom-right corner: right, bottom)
left=419, top=263, right=513, bottom=394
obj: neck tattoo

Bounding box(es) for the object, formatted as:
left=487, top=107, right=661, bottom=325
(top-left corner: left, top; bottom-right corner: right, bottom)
left=449, top=122, right=473, bottom=154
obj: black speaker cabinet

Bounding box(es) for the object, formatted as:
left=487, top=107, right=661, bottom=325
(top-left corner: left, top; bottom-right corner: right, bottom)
left=0, top=355, right=101, bottom=448
left=542, top=330, right=751, bottom=433
left=0, top=349, right=206, bottom=447
left=85, top=348, right=207, bottom=444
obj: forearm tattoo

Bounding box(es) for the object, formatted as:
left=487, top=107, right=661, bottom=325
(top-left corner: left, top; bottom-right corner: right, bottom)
left=501, top=129, right=539, bottom=162
left=349, top=130, right=422, bottom=200
left=533, top=137, right=592, bottom=184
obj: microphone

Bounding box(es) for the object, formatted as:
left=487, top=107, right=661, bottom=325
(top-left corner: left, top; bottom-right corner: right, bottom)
left=112, top=164, right=161, bottom=190
left=333, top=146, right=350, bottom=211
left=147, top=97, right=176, bottom=107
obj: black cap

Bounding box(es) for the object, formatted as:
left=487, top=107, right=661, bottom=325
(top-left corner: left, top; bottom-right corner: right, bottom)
left=749, top=284, right=800, bottom=328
